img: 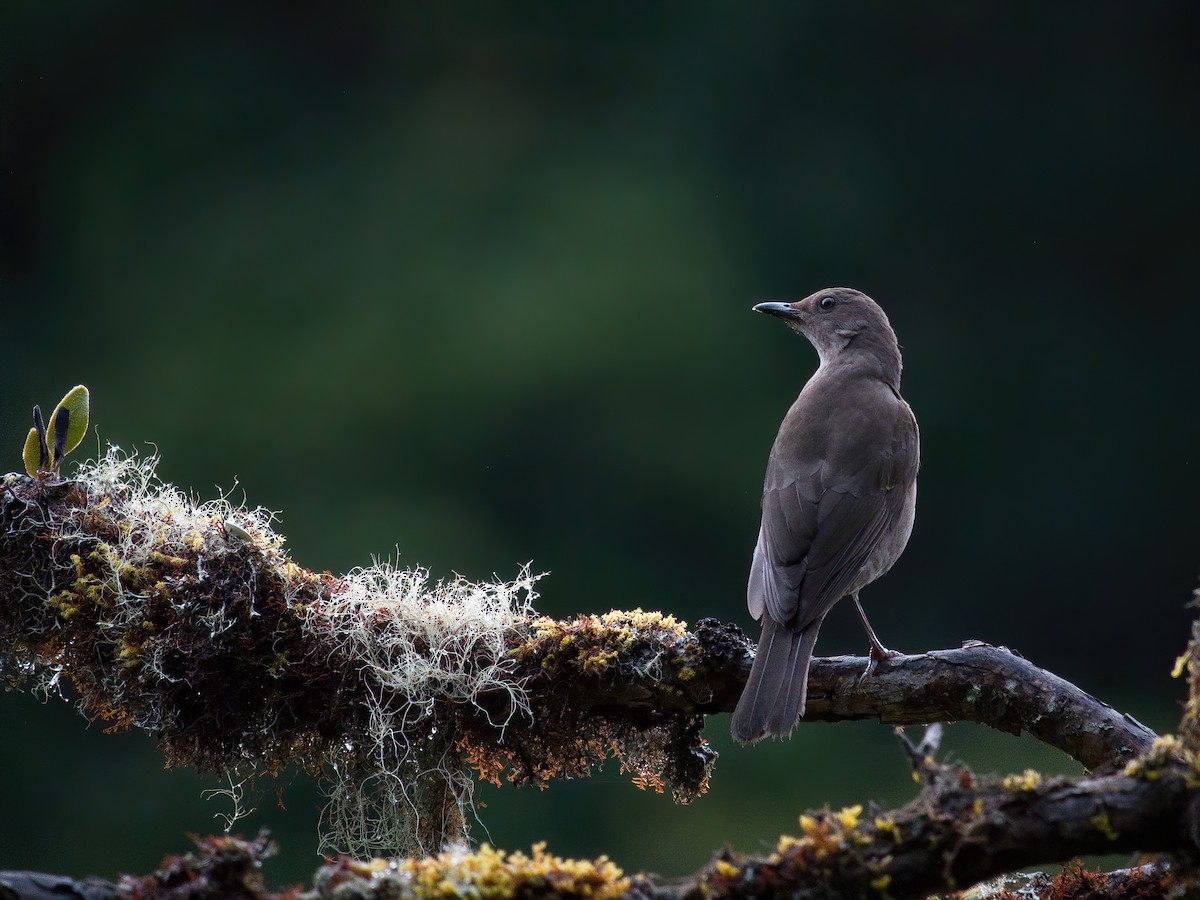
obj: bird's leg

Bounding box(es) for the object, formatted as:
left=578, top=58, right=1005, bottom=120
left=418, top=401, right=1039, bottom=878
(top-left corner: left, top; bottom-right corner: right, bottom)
left=852, top=592, right=900, bottom=679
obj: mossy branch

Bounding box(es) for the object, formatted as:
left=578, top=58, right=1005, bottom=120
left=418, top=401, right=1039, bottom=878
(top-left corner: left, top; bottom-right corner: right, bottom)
left=0, top=450, right=1164, bottom=860
left=4, top=357, right=1200, bottom=900
left=2, top=752, right=1200, bottom=900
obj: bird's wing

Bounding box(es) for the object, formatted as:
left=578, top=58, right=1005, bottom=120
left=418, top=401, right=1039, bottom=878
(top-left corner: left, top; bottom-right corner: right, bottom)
left=749, top=401, right=918, bottom=629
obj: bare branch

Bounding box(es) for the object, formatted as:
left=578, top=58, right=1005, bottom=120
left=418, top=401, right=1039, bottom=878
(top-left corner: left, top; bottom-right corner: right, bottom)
left=799, top=643, right=1157, bottom=775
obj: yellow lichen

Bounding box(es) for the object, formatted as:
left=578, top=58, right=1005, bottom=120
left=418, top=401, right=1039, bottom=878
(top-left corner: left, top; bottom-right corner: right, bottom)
left=1150, top=734, right=1186, bottom=756
left=1089, top=810, right=1118, bottom=841
left=48, top=591, right=82, bottom=619
left=714, top=860, right=739, bottom=878
left=581, top=649, right=618, bottom=675
left=1125, top=734, right=1189, bottom=780
left=1001, top=769, right=1043, bottom=792
left=874, top=815, right=901, bottom=843
left=836, top=804, right=863, bottom=831
left=380, top=842, right=629, bottom=900
left=346, top=858, right=391, bottom=876
left=776, top=810, right=859, bottom=864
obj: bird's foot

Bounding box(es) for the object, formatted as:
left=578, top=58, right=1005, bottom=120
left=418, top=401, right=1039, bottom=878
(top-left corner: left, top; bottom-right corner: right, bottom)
left=859, top=642, right=902, bottom=682
left=851, top=594, right=899, bottom=681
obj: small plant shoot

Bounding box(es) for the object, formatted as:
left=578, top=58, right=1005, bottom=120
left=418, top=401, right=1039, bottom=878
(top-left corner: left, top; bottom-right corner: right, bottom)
left=21, top=385, right=90, bottom=477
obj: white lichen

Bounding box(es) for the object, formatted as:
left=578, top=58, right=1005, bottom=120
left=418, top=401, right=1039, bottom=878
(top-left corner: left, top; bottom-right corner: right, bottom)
left=68, top=446, right=282, bottom=567
left=54, top=448, right=283, bottom=716
left=304, top=560, right=540, bottom=858
left=26, top=446, right=542, bottom=859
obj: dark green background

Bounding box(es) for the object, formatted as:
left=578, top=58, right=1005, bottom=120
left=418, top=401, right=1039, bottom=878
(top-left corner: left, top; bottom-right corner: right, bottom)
left=3, top=2, right=1197, bottom=888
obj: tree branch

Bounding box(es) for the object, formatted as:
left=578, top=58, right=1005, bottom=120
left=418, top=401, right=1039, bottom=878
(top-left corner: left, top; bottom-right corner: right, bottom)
left=2, top=752, right=1198, bottom=900
left=680, top=748, right=1197, bottom=899
left=2, top=451, right=1199, bottom=897
left=0, top=458, right=1160, bottom=855
left=798, top=643, right=1157, bottom=775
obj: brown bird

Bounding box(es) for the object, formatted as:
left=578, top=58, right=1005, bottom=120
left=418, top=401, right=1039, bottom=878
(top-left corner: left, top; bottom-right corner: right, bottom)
left=731, top=287, right=919, bottom=744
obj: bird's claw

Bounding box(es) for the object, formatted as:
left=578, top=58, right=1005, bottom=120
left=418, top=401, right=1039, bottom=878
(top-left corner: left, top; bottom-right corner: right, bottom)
left=859, top=643, right=901, bottom=682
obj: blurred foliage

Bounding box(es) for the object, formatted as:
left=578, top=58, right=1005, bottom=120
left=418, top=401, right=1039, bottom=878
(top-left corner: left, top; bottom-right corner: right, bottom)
left=2, top=0, right=1197, bottom=888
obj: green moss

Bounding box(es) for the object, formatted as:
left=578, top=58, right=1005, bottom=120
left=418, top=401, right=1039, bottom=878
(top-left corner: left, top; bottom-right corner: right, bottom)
left=1089, top=810, right=1118, bottom=841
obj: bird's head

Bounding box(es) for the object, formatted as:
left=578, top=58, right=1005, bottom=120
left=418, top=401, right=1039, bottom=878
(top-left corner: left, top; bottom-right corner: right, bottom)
left=753, top=287, right=900, bottom=374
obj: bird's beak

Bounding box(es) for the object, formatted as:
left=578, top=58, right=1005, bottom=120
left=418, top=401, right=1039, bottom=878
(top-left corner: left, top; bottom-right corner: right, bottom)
left=753, top=301, right=802, bottom=320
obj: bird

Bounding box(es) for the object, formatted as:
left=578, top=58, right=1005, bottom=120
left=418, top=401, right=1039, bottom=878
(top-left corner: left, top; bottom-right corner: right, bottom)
left=730, top=287, right=919, bottom=744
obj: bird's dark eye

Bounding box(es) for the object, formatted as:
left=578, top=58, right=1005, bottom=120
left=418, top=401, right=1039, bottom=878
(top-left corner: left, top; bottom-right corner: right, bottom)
left=818, top=296, right=836, bottom=310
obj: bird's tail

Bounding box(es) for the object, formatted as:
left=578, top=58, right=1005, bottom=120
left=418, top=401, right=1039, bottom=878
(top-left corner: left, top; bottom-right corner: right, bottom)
left=730, top=615, right=823, bottom=744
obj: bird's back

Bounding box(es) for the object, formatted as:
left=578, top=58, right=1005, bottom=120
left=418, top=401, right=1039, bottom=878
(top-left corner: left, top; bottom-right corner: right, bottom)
left=750, top=368, right=918, bottom=633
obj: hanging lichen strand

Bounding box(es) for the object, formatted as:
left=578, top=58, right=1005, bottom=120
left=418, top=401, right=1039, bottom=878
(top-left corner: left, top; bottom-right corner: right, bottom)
left=0, top=445, right=718, bottom=859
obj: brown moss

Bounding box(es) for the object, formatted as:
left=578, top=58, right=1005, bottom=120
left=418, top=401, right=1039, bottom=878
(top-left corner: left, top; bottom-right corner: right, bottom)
left=119, top=832, right=296, bottom=900
left=0, top=469, right=350, bottom=779
left=1011, top=860, right=1176, bottom=900
left=457, top=608, right=719, bottom=803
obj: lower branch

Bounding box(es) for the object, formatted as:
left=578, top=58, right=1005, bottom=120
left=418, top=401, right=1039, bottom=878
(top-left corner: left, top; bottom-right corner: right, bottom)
left=4, top=750, right=1200, bottom=900
left=686, top=748, right=1199, bottom=899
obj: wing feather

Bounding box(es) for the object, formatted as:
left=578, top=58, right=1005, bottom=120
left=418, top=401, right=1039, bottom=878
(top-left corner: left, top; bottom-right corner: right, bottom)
left=749, top=389, right=918, bottom=631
